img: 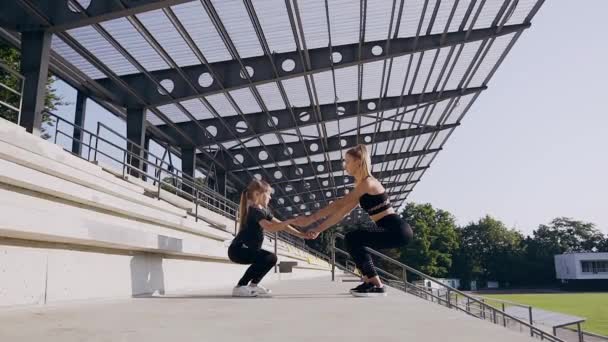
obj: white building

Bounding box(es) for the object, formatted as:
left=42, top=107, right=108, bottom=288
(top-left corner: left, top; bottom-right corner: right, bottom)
left=554, top=253, right=608, bottom=288
left=416, top=278, right=461, bottom=290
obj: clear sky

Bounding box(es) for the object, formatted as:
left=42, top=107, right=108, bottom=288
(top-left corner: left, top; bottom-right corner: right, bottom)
left=408, top=0, right=608, bottom=235
left=51, top=0, right=608, bottom=236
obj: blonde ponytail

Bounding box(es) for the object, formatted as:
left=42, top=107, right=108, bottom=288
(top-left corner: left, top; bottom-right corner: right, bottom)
left=237, top=190, right=248, bottom=233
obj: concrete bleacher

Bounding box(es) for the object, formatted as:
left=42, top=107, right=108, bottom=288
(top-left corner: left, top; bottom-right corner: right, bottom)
left=0, top=118, right=330, bottom=307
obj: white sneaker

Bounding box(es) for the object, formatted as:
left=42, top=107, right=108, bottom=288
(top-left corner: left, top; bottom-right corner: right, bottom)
left=249, top=284, right=272, bottom=296
left=232, top=286, right=257, bottom=297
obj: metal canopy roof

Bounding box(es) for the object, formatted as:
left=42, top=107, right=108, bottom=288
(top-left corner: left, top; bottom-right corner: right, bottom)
left=0, top=0, right=545, bottom=221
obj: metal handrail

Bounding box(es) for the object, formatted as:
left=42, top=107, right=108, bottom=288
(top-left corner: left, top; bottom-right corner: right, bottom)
left=0, top=61, right=24, bottom=122
left=331, top=232, right=566, bottom=342
left=46, top=111, right=239, bottom=223
left=94, top=120, right=238, bottom=208
left=47, top=112, right=333, bottom=273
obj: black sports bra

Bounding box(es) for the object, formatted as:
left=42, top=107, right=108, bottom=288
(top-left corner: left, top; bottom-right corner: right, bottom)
left=359, top=192, right=390, bottom=215
left=359, top=177, right=391, bottom=215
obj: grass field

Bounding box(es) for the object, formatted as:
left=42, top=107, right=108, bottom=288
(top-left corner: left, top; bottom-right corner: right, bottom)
left=484, top=293, right=608, bottom=336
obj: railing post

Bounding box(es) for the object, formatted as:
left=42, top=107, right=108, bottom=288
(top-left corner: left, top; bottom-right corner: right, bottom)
left=87, top=133, right=92, bottom=161
left=122, top=149, right=127, bottom=179
left=157, top=168, right=162, bottom=200
left=274, top=232, right=278, bottom=273
left=466, top=297, right=470, bottom=313
left=194, top=188, right=199, bottom=222
left=447, top=289, right=451, bottom=308
left=502, top=303, right=507, bottom=327
left=482, top=299, right=486, bottom=320
left=331, top=234, right=336, bottom=281
left=402, top=266, right=408, bottom=293
left=493, top=308, right=497, bottom=324
left=93, top=122, right=100, bottom=161
left=529, top=306, right=534, bottom=337
left=54, top=118, right=59, bottom=144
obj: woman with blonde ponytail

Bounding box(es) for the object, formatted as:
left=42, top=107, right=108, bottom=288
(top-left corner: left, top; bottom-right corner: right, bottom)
left=288, top=144, right=413, bottom=297
left=228, top=179, right=310, bottom=297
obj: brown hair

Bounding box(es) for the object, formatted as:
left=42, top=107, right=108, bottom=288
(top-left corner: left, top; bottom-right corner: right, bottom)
left=238, top=179, right=272, bottom=232
left=346, top=144, right=372, bottom=180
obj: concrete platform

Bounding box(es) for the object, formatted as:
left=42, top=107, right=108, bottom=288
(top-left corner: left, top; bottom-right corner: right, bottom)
left=0, top=276, right=538, bottom=342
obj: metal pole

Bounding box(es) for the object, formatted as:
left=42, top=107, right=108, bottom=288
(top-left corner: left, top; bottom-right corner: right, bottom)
left=194, top=188, right=199, bottom=222
left=529, top=306, right=534, bottom=337
left=402, top=266, right=408, bottom=293
left=577, top=322, right=583, bottom=342
left=447, top=289, right=451, bottom=308
left=274, top=232, right=278, bottom=273
left=122, top=148, right=127, bottom=179
left=93, top=122, right=100, bottom=161
left=482, top=299, right=486, bottom=319
left=87, top=133, right=92, bottom=161
left=331, top=234, right=336, bottom=281
left=157, top=166, right=162, bottom=200
left=54, top=118, right=59, bottom=144
left=502, top=303, right=507, bottom=327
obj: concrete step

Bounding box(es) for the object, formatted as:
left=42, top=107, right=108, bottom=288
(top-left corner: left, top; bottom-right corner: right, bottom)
left=0, top=158, right=232, bottom=242
left=0, top=276, right=542, bottom=342
left=188, top=207, right=233, bottom=230
left=0, top=140, right=189, bottom=219
left=0, top=122, right=143, bottom=195
left=0, top=185, right=228, bottom=260
left=0, top=116, right=24, bottom=131
left=152, top=188, right=195, bottom=212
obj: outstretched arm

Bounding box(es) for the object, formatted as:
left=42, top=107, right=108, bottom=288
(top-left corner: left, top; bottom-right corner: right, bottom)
left=309, top=193, right=353, bottom=221
left=310, top=196, right=360, bottom=233
left=308, top=180, right=371, bottom=233
left=271, top=217, right=308, bottom=239
left=289, top=187, right=362, bottom=227
left=259, top=218, right=291, bottom=233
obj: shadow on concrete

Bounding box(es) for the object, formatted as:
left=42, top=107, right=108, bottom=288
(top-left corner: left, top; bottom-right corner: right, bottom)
left=136, top=293, right=352, bottom=300
left=130, top=253, right=165, bottom=297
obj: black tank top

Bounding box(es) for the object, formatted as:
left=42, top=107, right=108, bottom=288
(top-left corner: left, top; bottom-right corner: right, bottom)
left=358, top=176, right=391, bottom=215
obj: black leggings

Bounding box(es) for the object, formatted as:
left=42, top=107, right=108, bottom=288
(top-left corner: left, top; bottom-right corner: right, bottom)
left=344, top=214, right=413, bottom=278
left=228, top=244, right=278, bottom=286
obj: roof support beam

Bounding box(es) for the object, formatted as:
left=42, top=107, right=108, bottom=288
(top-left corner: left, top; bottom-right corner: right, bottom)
left=156, top=87, right=483, bottom=146
left=1, top=0, right=195, bottom=32
left=198, top=124, right=456, bottom=170
left=231, top=151, right=435, bottom=181
left=95, top=24, right=528, bottom=107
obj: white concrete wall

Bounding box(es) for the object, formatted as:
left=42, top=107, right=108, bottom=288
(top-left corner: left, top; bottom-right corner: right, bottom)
left=0, top=243, right=329, bottom=307
left=554, top=253, right=608, bottom=280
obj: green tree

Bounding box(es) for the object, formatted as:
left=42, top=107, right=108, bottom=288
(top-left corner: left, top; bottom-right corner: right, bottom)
left=452, top=216, right=526, bottom=287
left=0, top=43, right=66, bottom=139
left=532, top=217, right=604, bottom=253
left=400, top=203, right=459, bottom=278
left=524, top=217, right=606, bottom=284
